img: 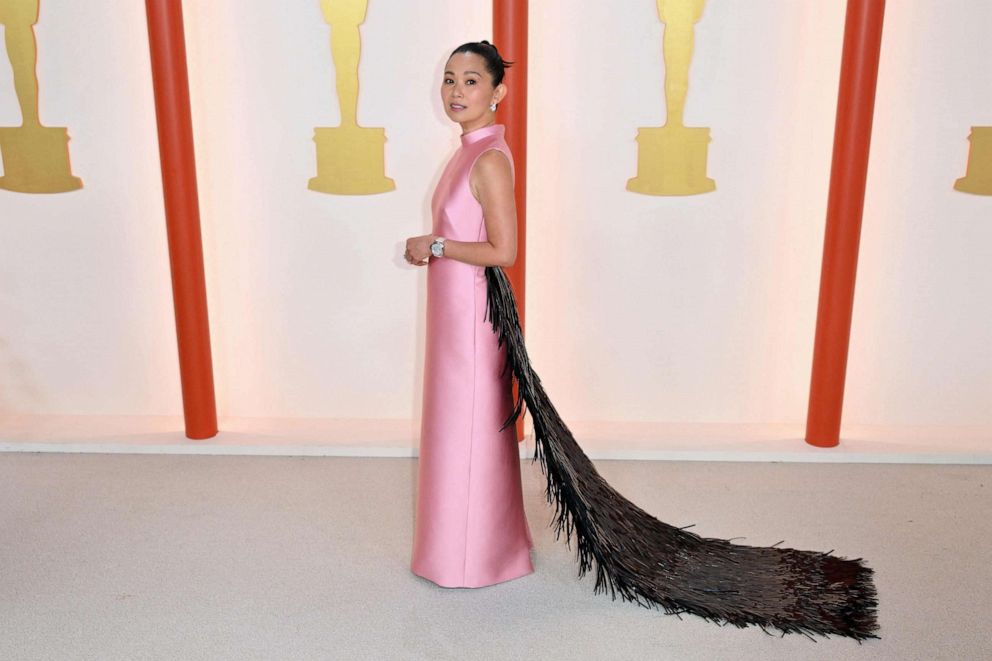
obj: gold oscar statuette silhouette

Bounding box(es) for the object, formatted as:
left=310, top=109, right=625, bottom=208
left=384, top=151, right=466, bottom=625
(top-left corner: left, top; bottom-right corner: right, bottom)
left=954, top=126, right=992, bottom=195
left=309, top=0, right=394, bottom=194
left=627, top=0, right=714, bottom=196
left=0, top=0, right=82, bottom=193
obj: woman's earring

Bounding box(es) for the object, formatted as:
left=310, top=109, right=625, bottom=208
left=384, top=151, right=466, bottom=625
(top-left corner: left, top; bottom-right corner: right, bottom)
left=490, top=102, right=497, bottom=111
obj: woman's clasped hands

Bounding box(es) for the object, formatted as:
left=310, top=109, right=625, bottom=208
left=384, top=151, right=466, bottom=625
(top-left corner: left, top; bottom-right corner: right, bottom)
left=404, top=234, right=433, bottom=266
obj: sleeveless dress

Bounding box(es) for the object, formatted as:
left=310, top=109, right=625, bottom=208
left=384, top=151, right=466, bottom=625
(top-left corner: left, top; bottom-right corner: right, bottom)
left=411, top=124, right=534, bottom=588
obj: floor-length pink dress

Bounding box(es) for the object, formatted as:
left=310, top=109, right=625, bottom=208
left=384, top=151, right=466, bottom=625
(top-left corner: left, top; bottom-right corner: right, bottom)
left=411, top=124, right=534, bottom=588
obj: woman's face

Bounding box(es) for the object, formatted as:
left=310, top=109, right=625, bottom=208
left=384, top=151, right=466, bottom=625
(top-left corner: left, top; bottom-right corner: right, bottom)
left=440, top=52, right=504, bottom=128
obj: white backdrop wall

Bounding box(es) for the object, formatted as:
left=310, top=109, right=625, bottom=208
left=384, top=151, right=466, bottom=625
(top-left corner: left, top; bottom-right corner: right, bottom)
left=0, top=1, right=181, bottom=416
left=1, top=2, right=990, bottom=435
left=526, top=0, right=992, bottom=429
left=181, top=0, right=489, bottom=419
left=1, top=0, right=489, bottom=421
left=847, top=1, right=992, bottom=426
left=527, top=0, right=847, bottom=425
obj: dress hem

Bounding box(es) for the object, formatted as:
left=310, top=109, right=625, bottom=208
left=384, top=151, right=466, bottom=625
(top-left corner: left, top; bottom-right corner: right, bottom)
left=411, top=554, right=534, bottom=589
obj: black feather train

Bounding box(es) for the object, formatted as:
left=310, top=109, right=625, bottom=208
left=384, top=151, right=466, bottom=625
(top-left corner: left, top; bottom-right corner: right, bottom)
left=484, top=266, right=878, bottom=641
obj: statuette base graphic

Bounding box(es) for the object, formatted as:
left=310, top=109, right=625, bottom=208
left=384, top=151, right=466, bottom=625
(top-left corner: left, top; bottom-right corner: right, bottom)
left=308, top=125, right=395, bottom=195
left=0, top=126, right=82, bottom=193
left=627, top=126, right=715, bottom=196
left=954, top=126, right=992, bottom=195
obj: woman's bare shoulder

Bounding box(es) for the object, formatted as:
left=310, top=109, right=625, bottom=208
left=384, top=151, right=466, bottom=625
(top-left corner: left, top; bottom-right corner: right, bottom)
left=471, top=148, right=512, bottom=180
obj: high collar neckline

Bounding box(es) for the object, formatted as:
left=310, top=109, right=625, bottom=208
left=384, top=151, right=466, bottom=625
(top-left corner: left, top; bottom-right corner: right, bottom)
left=460, top=124, right=504, bottom=145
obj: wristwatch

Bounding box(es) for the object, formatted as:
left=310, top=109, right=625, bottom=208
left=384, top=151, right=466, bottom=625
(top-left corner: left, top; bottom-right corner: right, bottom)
left=430, top=236, right=446, bottom=258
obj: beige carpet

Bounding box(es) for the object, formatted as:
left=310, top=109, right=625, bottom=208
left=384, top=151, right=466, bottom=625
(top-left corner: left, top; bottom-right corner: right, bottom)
left=1, top=453, right=988, bottom=660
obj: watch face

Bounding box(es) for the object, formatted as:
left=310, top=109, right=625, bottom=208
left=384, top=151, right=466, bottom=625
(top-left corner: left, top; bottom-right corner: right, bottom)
left=431, top=242, right=443, bottom=257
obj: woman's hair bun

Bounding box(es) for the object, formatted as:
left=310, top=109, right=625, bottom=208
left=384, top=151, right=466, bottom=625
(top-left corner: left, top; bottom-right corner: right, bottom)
left=450, top=41, right=514, bottom=86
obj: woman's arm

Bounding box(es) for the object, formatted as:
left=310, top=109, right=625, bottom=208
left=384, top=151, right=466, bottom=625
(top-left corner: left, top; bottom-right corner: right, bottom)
left=405, top=150, right=517, bottom=267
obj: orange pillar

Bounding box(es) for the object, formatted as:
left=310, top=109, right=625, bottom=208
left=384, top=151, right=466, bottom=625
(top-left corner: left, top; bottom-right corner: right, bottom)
left=494, top=0, right=528, bottom=440
left=145, top=0, right=218, bottom=440
left=805, top=0, right=885, bottom=447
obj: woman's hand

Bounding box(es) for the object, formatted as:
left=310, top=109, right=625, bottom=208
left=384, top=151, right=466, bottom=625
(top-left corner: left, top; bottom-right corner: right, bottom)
left=405, top=234, right=433, bottom=266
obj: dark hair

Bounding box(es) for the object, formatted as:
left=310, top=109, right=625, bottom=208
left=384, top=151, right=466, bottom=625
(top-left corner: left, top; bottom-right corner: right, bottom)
left=449, top=40, right=513, bottom=86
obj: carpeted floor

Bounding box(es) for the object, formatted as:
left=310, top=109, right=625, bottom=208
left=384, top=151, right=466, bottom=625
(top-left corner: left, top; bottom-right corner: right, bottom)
left=1, top=453, right=988, bottom=660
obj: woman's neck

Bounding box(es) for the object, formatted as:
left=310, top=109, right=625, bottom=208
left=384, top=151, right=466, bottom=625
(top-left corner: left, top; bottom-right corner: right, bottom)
left=460, top=118, right=496, bottom=135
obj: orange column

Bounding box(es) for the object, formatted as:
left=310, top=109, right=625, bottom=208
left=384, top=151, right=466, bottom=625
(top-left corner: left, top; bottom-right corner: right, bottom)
left=494, top=0, right=528, bottom=440
left=145, top=0, right=218, bottom=440
left=805, top=0, right=885, bottom=447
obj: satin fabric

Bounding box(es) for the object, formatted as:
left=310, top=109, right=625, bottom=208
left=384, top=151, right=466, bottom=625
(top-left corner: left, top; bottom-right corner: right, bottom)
left=411, top=124, right=534, bottom=588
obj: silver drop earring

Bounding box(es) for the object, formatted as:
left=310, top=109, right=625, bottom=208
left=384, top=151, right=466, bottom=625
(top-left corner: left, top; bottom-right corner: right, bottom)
left=490, top=102, right=497, bottom=111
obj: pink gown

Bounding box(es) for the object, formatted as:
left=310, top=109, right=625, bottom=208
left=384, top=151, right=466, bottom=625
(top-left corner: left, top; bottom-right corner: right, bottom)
left=411, top=124, right=535, bottom=588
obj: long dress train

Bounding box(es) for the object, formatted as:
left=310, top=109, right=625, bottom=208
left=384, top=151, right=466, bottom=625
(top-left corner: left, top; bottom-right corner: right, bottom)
left=483, top=266, right=879, bottom=640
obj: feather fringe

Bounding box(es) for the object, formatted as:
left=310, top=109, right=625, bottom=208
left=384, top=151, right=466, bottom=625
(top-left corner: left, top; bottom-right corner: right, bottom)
left=484, top=266, right=879, bottom=640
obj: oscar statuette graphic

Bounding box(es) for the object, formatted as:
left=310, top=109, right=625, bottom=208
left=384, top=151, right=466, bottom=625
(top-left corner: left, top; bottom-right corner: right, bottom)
left=627, top=0, right=714, bottom=196
left=0, top=0, right=81, bottom=193
left=954, top=126, right=992, bottom=195
left=309, top=0, right=394, bottom=194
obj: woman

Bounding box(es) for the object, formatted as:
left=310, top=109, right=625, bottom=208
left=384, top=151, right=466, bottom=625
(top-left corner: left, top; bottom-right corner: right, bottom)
left=405, top=41, right=534, bottom=588
left=405, top=42, right=878, bottom=640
